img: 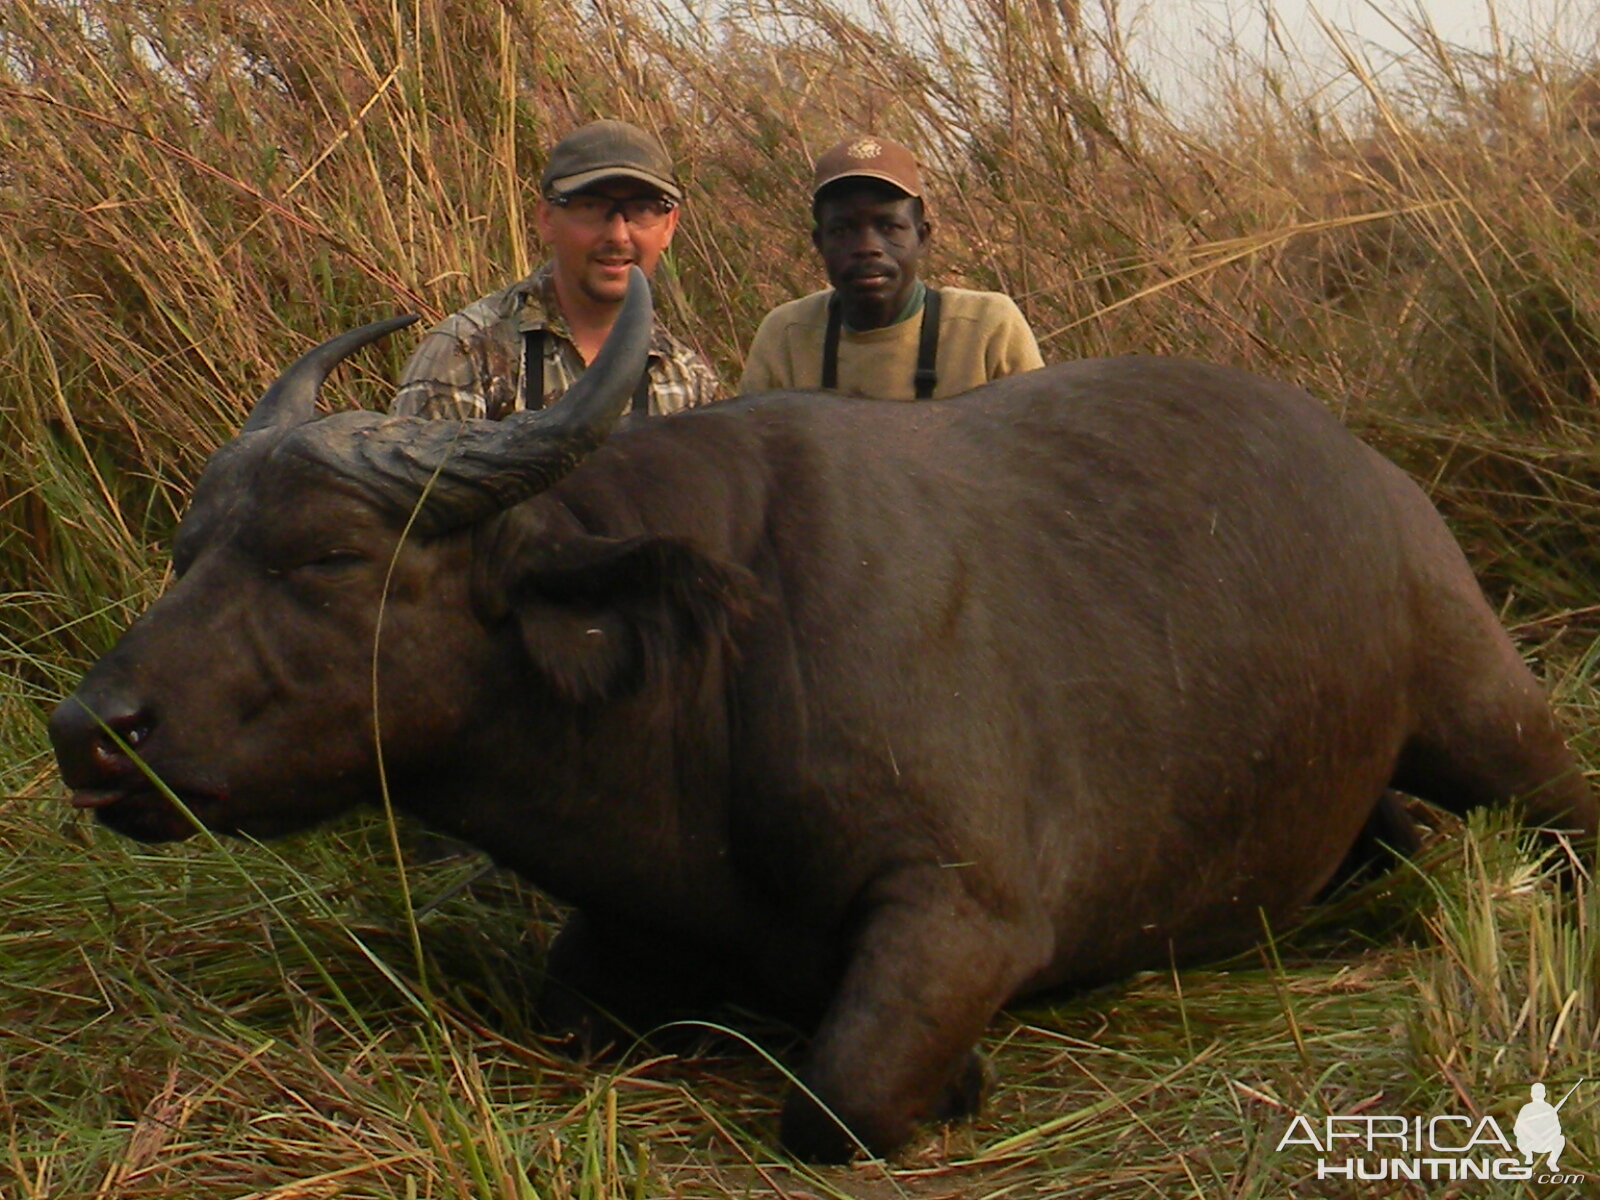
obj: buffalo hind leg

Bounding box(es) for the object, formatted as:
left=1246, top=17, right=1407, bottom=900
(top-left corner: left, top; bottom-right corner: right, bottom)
left=1392, top=614, right=1594, bottom=847
left=780, top=869, right=1048, bottom=1162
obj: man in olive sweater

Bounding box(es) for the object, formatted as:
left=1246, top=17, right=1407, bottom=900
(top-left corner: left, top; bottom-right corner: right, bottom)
left=740, top=135, right=1042, bottom=400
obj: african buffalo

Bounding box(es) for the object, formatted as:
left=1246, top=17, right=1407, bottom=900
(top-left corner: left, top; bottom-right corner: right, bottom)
left=51, top=269, right=1595, bottom=1162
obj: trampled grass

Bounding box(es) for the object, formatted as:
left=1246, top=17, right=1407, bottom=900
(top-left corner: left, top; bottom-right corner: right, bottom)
left=5, top=0, right=1600, bottom=1195
left=6, top=793, right=1596, bottom=1197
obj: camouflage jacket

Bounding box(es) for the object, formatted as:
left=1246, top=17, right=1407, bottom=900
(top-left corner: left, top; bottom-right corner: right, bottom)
left=392, top=263, right=721, bottom=419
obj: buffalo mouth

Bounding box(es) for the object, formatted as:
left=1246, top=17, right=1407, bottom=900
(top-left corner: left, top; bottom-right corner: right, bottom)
left=69, top=784, right=223, bottom=844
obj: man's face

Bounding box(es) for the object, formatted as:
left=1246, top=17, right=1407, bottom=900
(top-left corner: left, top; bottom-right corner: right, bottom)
left=812, top=183, right=930, bottom=329
left=535, top=180, right=680, bottom=309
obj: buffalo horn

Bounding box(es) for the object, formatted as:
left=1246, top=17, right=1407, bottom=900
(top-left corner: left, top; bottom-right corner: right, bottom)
left=287, top=266, right=655, bottom=535
left=243, top=314, right=422, bottom=433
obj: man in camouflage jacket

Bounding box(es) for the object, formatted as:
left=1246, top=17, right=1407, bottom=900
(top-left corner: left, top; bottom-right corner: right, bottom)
left=394, top=120, right=719, bottom=420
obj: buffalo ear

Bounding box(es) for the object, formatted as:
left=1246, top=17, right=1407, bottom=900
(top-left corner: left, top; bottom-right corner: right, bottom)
left=495, top=535, right=758, bottom=704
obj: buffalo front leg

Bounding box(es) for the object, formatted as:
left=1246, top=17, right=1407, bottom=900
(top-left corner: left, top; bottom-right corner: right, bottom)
left=780, top=873, right=1050, bottom=1162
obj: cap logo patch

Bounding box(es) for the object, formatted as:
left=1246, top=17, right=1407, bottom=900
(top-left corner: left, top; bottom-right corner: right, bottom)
left=847, top=137, right=882, bottom=160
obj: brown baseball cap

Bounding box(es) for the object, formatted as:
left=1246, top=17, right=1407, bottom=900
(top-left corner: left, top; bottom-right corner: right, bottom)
left=541, top=120, right=682, bottom=201
left=811, top=135, right=923, bottom=199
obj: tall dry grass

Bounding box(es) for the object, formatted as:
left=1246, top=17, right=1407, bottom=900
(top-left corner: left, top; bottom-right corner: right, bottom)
left=4, top=0, right=1600, bottom=645
left=5, top=1, right=1600, bottom=1196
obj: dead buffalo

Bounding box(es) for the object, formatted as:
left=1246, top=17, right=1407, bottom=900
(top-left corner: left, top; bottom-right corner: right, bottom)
left=51, top=269, right=1595, bottom=1162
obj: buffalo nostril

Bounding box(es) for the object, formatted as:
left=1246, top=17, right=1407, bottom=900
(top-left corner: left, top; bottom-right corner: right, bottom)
left=96, top=711, right=154, bottom=758
left=50, top=695, right=156, bottom=785
left=88, top=728, right=142, bottom=774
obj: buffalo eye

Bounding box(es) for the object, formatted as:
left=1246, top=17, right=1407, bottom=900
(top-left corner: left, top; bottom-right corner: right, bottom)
left=265, top=549, right=367, bottom=581
left=296, top=550, right=367, bottom=574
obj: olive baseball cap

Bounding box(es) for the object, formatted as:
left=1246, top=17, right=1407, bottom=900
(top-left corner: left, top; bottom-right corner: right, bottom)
left=540, top=120, right=682, bottom=201
left=811, top=135, right=923, bottom=199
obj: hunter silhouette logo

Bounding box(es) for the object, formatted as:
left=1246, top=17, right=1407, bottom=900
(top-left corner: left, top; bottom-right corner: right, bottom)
left=1516, top=1080, right=1581, bottom=1172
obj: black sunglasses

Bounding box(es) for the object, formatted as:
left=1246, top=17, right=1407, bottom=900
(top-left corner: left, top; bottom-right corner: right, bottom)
left=547, top=193, right=678, bottom=229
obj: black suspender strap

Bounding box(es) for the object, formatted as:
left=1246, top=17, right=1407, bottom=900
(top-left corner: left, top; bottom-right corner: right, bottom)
left=522, top=328, right=543, bottom=413
left=914, top=286, right=941, bottom=399
left=523, top=328, right=652, bottom=415
left=820, top=287, right=941, bottom=397
left=821, top=292, right=842, bottom=390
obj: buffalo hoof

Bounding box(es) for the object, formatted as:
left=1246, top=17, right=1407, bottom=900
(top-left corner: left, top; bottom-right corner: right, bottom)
left=540, top=910, right=742, bottom=1044
left=932, top=1049, right=993, bottom=1122
left=536, top=980, right=638, bottom=1060
left=537, top=983, right=746, bottom=1062
left=778, top=1049, right=992, bottom=1163
left=779, top=1086, right=881, bottom=1163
